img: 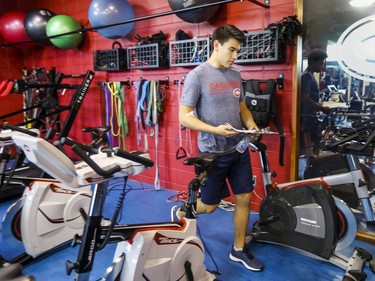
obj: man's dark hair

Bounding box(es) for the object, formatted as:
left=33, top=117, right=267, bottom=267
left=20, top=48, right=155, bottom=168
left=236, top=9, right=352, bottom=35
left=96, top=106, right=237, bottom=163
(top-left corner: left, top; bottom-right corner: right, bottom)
left=212, top=24, right=245, bottom=44
left=307, top=48, right=328, bottom=63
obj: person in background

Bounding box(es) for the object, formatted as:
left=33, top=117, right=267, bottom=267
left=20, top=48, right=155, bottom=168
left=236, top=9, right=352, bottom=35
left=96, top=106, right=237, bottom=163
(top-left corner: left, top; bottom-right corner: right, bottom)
left=300, top=48, right=331, bottom=156
left=176, top=24, right=263, bottom=272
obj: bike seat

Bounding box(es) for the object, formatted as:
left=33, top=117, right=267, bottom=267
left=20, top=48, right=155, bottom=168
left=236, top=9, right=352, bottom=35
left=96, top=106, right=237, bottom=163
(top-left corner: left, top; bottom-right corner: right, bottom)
left=183, top=153, right=217, bottom=167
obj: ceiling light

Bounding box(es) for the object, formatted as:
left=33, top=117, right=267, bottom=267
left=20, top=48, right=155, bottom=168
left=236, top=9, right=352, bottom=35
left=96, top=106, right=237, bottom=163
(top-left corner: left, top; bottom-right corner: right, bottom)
left=349, top=0, right=375, bottom=7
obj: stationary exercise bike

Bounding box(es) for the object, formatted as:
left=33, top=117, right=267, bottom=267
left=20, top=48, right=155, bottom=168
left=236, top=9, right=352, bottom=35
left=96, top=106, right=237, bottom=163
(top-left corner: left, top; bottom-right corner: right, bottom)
left=0, top=124, right=109, bottom=265
left=11, top=132, right=217, bottom=281
left=0, top=125, right=92, bottom=265
left=247, top=140, right=374, bottom=281
left=0, top=126, right=42, bottom=198
left=302, top=115, right=375, bottom=224
left=0, top=69, right=95, bottom=200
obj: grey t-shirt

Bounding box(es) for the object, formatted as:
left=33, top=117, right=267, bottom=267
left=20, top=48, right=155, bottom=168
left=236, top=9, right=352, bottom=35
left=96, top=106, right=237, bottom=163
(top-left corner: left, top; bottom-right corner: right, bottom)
left=180, top=62, right=245, bottom=153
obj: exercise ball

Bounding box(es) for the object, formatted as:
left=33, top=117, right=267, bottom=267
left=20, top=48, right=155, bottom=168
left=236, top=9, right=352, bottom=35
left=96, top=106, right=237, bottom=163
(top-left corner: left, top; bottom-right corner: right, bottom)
left=168, top=0, right=220, bottom=23
left=46, top=15, right=83, bottom=49
left=24, top=8, right=55, bottom=45
left=88, top=0, right=135, bottom=39
left=0, top=11, right=30, bottom=43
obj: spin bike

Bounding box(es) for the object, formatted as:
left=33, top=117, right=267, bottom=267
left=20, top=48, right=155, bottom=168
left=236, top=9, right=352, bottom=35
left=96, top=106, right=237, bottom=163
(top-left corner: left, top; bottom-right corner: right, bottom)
left=303, top=115, right=375, bottom=224
left=247, top=140, right=374, bottom=281
left=11, top=133, right=217, bottom=281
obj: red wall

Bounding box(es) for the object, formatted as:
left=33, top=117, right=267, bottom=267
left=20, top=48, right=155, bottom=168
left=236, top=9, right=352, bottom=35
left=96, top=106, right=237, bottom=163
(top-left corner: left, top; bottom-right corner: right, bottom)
left=0, top=3, right=25, bottom=125
left=0, top=0, right=296, bottom=210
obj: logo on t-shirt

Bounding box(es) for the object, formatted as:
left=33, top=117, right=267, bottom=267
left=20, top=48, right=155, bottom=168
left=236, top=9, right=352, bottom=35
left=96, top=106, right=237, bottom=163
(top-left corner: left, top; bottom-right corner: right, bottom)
left=233, top=88, right=240, bottom=97
left=209, top=81, right=241, bottom=96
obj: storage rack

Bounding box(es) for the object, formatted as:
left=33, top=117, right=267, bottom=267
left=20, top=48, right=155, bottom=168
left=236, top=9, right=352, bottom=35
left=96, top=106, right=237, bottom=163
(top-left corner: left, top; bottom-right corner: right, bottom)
left=94, top=48, right=127, bottom=71
left=236, top=29, right=281, bottom=63
left=169, top=37, right=210, bottom=67
left=127, top=43, right=169, bottom=69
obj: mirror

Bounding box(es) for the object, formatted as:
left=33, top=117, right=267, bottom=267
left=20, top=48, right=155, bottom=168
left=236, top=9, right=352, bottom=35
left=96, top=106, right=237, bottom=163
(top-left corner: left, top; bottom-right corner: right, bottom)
left=298, top=0, right=375, bottom=240
left=299, top=0, right=375, bottom=178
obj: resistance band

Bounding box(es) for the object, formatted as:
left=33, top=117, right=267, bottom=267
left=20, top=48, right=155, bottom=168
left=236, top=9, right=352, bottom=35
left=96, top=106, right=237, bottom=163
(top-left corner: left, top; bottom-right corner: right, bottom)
left=103, top=83, right=115, bottom=147
left=149, top=80, right=160, bottom=190
left=0, top=81, right=14, bottom=97
left=107, top=82, right=129, bottom=150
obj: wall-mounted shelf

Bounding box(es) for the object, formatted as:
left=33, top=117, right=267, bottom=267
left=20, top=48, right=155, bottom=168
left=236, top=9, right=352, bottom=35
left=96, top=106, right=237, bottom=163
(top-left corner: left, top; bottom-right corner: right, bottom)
left=169, top=37, right=210, bottom=67
left=93, top=44, right=127, bottom=71
left=236, top=30, right=282, bottom=64
left=127, top=43, right=169, bottom=69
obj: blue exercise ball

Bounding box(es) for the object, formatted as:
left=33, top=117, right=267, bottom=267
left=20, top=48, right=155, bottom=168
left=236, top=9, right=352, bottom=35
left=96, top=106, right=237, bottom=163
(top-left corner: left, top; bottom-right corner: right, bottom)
left=88, top=0, right=135, bottom=39
left=24, top=8, right=55, bottom=45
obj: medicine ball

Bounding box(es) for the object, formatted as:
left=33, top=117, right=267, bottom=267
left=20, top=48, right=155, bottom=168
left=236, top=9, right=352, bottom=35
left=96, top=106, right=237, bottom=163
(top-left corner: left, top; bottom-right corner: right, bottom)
left=0, top=11, right=30, bottom=43
left=88, top=0, right=135, bottom=39
left=168, top=0, right=220, bottom=23
left=46, top=15, right=83, bottom=49
left=24, top=8, right=56, bottom=45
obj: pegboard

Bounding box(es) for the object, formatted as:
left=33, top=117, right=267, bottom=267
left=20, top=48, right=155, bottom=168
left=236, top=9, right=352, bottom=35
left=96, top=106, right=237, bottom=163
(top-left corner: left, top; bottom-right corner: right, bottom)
left=169, top=37, right=210, bottom=67
left=237, top=30, right=282, bottom=63
left=127, top=43, right=169, bottom=69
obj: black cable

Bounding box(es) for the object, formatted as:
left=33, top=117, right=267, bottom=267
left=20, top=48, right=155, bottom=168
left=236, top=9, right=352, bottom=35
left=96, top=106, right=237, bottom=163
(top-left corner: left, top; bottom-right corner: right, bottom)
left=98, top=177, right=128, bottom=250
left=196, top=222, right=221, bottom=276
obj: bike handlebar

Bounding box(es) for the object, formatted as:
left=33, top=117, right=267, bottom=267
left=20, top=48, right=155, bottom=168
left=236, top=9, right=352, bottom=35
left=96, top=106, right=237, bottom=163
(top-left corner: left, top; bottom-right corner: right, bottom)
left=72, top=144, right=122, bottom=177
left=60, top=137, right=98, bottom=155
left=113, top=148, right=154, bottom=168
left=62, top=137, right=154, bottom=177
left=0, top=123, right=39, bottom=137
left=322, top=121, right=375, bottom=155
left=324, top=133, right=359, bottom=150
left=336, top=130, right=375, bottom=155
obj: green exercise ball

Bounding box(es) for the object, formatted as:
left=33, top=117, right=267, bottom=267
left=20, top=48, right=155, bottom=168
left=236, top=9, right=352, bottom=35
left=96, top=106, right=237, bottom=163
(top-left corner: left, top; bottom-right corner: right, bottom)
left=46, top=15, right=83, bottom=49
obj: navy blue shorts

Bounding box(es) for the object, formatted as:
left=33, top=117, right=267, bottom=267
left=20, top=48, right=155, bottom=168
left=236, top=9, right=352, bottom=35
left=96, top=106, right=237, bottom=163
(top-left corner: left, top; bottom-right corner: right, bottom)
left=200, top=148, right=254, bottom=205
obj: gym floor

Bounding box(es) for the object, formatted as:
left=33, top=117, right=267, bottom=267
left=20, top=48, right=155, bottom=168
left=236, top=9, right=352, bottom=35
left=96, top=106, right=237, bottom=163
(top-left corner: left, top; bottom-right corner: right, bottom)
left=0, top=179, right=374, bottom=281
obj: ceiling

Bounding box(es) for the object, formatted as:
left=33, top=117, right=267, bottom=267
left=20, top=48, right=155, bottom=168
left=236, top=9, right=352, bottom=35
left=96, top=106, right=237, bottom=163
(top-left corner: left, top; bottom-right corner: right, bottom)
left=302, top=0, right=374, bottom=49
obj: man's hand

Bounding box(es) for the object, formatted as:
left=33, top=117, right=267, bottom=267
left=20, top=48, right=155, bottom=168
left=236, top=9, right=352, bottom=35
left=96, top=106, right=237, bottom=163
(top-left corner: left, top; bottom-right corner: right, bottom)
left=216, top=124, right=240, bottom=137
left=249, top=130, right=261, bottom=142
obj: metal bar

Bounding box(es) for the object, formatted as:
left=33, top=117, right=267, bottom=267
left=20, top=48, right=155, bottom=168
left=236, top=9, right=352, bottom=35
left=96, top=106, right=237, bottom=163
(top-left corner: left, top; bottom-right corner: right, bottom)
left=57, top=70, right=95, bottom=139
left=248, top=0, right=270, bottom=8
left=2, top=0, right=270, bottom=47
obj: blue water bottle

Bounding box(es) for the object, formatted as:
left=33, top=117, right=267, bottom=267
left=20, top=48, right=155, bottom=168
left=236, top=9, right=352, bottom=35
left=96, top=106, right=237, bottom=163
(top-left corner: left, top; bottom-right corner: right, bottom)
left=236, top=135, right=251, bottom=153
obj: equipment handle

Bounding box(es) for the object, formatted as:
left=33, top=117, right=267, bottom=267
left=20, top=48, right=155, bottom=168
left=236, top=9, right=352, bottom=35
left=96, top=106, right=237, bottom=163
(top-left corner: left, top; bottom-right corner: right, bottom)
left=60, top=137, right=98, bottom=155
left=112, top=41, right=123, bottom=49
left=0, top=123, right=38, bottom=137
left=324, top=133, right=359, bottom=150
left=339, top=130, right=375, bottom=152
left=114, top=148, right=154, bottom=168
left=72, top=145, right=121, bottom=177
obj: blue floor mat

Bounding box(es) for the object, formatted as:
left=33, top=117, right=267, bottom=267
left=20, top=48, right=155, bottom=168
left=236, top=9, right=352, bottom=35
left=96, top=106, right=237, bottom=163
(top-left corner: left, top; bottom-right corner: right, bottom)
left=1, top=179, right=374, bottom=281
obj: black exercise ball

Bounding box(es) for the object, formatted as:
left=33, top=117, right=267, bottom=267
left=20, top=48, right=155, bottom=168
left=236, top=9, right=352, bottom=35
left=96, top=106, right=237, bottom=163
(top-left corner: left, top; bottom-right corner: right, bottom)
left=24, top=8, right=55, bottom=45
left=168, top=0, right=220, bottom=23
